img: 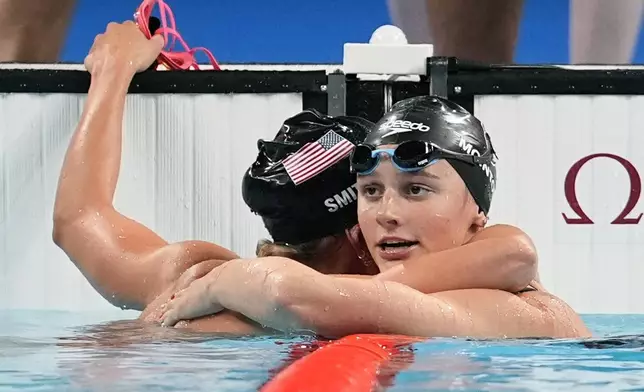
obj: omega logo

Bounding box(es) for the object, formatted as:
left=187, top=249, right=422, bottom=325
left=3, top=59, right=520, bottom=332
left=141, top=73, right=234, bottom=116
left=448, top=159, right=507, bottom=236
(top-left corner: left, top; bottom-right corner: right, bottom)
left=562, top=153, right=642, bottom=225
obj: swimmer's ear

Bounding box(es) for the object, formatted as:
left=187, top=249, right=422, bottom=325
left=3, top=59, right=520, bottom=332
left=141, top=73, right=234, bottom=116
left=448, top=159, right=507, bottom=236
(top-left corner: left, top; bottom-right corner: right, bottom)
left=345, top=224, right=362, bottom=242
left=467, top=193, right=487, bottom=230
left=473, top=210, right=487, bottom=229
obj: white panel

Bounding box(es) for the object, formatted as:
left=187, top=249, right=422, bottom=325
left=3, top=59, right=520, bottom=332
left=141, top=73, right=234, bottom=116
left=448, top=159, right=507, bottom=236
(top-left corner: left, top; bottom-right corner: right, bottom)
left=476, top=95, right=644, bottom=314
left=0, top=92, right=302, bottom=311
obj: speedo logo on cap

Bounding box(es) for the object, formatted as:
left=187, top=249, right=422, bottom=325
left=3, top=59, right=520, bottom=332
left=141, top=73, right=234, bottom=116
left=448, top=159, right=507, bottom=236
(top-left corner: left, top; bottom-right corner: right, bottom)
left=379, top=119, right=430, bottom=139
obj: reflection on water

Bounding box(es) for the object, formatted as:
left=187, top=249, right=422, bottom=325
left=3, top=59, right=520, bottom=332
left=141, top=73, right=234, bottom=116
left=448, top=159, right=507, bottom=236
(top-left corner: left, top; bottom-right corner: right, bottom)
left=387, top=337, right=644, bottom=391
left=0, top=314, right=306, bottom=391
left=55, top=320, right=304, bottom=391
left=1, top=311, right=644, bottom=391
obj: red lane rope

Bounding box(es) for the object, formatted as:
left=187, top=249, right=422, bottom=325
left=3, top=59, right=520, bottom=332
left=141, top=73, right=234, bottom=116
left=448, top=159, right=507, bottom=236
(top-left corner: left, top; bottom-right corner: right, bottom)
left=134, top=0, right=221, bottom=71
left=262, top=334, right=426, bottom=392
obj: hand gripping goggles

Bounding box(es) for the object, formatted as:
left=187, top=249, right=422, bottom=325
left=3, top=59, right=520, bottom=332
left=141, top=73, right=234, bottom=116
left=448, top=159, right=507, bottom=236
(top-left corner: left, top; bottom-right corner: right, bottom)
left=134, top=0, right=221, bottom=71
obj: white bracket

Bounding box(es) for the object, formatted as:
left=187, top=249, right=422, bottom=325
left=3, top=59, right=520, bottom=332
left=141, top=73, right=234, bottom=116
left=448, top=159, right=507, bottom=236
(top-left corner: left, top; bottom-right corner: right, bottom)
left=343, top=25, right=433, bottom=77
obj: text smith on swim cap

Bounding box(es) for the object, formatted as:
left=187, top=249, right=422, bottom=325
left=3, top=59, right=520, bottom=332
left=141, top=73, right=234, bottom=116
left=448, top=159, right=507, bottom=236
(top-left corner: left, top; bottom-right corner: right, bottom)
left=324, top=184, right=359, bottom=212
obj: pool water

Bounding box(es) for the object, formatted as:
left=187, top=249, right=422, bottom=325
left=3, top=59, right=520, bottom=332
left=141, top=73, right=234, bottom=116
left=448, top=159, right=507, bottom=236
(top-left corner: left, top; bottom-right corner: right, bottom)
left=1, top=311, right=644, bottom=391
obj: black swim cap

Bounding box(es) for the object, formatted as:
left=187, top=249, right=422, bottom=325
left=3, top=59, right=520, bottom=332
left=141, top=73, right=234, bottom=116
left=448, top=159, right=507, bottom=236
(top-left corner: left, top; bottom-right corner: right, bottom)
left=365, top=96, right=497, bottom=214
left=242, top=109, right=373, bottom=244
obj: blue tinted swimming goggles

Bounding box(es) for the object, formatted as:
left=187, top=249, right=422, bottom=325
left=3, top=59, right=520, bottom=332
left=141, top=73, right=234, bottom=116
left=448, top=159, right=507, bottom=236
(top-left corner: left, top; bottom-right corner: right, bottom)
left=349, top=140, right=493, bottom=175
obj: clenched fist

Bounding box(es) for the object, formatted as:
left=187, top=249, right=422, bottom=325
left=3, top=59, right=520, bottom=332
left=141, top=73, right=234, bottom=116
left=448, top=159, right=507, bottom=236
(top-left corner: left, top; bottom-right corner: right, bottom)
left=84, top=21, right=164, bottom=76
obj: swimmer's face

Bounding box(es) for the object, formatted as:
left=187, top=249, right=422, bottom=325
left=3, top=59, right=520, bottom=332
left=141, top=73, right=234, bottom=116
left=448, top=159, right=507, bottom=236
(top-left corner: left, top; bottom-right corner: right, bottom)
left=356, top=146, right=485, bottom=271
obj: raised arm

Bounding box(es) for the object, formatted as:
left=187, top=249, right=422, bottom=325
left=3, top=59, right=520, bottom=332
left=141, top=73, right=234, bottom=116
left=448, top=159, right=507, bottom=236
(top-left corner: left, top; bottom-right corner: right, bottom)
left=160, top=256, right=569, bottom=339
left=52, top=22, right=237, bottom=310
left=374, top=224, right=538, bottom=294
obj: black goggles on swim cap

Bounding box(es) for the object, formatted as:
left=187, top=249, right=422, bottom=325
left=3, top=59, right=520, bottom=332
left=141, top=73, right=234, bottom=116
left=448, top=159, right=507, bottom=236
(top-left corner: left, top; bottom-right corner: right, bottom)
left=350, top=139, right=494, bottom=175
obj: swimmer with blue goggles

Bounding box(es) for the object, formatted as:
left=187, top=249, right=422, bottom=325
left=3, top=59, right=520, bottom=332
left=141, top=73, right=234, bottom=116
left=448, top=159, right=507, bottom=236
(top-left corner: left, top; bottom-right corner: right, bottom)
left=349, top=137, right=495, bottom=176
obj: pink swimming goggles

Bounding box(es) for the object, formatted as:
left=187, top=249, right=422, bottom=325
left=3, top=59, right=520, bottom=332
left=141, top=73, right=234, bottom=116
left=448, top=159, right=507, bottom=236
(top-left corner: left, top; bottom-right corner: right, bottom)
left=134, top=0, right=221, bottom=71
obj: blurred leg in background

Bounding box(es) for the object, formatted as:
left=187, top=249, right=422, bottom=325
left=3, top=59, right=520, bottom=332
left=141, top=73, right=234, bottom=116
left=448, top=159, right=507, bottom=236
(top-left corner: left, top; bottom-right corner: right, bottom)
left=387, top=0, right=523, bottom=63
left=386, top=0, right=432, bottom=45
left=570, top=0, right=643, bottom=64
left=3, top=0, right=642, bottom=65
left=0, top=0, right=76, bottom=62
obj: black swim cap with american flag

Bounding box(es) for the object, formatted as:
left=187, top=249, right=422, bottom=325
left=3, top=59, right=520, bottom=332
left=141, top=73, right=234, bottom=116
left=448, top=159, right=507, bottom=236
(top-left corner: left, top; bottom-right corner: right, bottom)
left=242, top=109, right=373, bottom=244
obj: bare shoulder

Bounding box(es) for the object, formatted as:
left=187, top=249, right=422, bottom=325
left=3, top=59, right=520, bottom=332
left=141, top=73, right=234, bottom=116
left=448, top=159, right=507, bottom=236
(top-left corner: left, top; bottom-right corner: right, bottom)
left=517, top=290, right=592, bottom=338
left=472, top=224, right=531, bottom=240
left=157, top=240, right=240, bottom=286
left=425, top=289, right=591, bottom=338
left=175, top=240, right=240, bottom=262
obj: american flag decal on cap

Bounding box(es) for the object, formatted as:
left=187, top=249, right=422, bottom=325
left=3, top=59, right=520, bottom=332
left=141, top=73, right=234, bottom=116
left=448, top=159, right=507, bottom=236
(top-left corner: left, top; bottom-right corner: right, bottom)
left=283, top=130, right=354, bottom=186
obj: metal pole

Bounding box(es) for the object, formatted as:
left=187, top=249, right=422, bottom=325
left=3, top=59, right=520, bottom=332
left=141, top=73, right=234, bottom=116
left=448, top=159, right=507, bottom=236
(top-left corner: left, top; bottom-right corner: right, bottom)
left=326, top=71, right=346, bottom=116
